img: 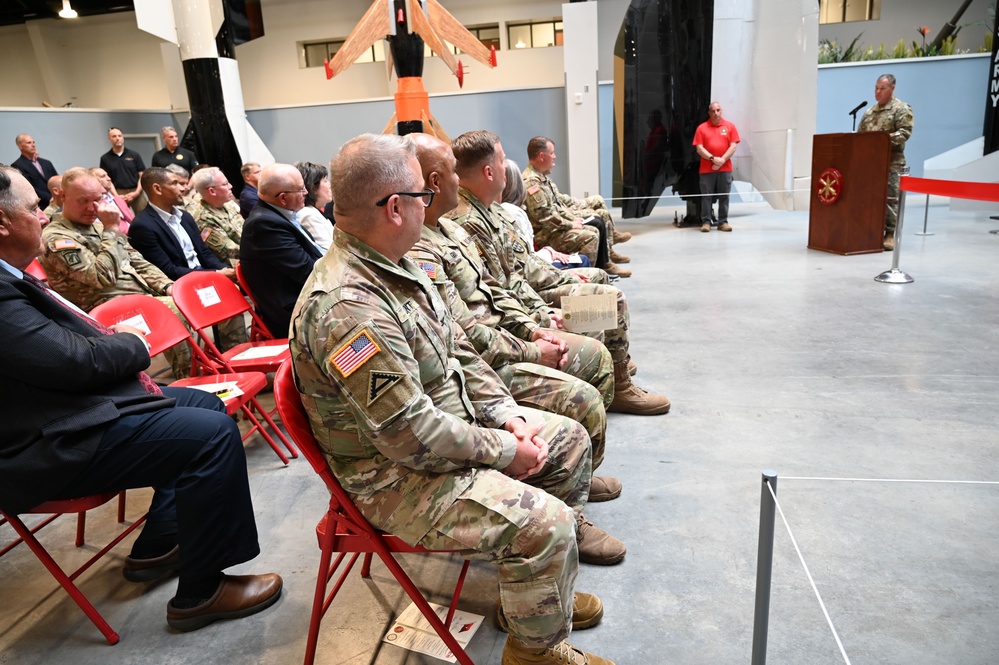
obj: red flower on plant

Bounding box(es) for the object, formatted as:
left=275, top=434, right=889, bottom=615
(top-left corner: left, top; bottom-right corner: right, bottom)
left=917, top=25, right=930, bottom=36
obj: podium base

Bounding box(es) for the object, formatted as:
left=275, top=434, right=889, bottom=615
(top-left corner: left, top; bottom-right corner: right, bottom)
left=875, top=268, right=914, bottom=284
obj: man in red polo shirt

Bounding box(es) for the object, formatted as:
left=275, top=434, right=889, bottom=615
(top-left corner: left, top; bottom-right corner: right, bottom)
left=692, top=102, right=740, bottom=232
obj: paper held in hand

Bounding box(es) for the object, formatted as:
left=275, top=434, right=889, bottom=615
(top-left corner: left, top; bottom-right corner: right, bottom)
left=561, top=293, right=617, bottom=333
left=382, top=601, right=483, bottom=663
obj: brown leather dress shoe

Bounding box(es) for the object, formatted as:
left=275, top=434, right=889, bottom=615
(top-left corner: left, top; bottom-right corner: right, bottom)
left=123, top=545, right=180, bottom=583
left=167, top=573, right=283, bottom=632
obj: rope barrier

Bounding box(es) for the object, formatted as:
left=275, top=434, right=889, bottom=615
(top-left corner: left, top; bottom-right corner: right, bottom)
left=607, top=187, right=812, bottom=202
left=900, top=177, right=999, bottom=202
left=780, top=476, right=999, bottom=485
left=766, top=481, right=853, bottom=665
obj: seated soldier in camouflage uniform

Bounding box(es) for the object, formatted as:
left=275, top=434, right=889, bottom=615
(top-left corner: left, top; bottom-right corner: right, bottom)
left=290, top=133, right=616, bottom=665
left=190, top=166, right=244, bottom=265
left=523, top=137, right=630, bottom=278
left=40, top=167, right=192, bottom=379
left=408, top=134, right=627, bottom=565
left=450, top=131, right=671, bottom=416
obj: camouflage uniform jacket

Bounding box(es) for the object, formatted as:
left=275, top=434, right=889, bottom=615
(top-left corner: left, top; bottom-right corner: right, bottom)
left=413, top=217, right=545, bottom=338
left=449, top=188, right=553, bottom=319
left=408, top=221, right=543, bottom=368
left=290, top=227, right=525, bottom=544
left=858, top=96, right=913, bottom=167
left=522, top=164, right=578, bottom=245
left=193, top=199, right=244, bottom=262
left=40, top=214, right=172, bottom=311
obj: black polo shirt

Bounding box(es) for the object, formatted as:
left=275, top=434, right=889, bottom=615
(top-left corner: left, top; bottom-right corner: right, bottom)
left=99, top=147, right=146, bottom=191
left=151, top=146, right=199, bottom=170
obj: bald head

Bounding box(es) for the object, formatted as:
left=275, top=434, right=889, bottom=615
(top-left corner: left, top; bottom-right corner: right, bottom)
left=47, top=175, right=63, bottom=206
left=411, top=133, right=460, bottom=220
left=258, top=163, right=307, bottom=212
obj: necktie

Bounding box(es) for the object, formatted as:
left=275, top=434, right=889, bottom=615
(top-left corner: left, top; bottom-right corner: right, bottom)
left=22, top=273, right=162, bottom=395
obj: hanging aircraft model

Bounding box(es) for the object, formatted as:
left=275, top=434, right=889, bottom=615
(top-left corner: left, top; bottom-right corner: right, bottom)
left=325, top=0, right=497, bottom=140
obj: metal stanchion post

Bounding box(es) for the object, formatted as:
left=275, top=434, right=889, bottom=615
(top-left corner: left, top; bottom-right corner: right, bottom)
left=915, top=193, right=934, bottom=236
left=876, top=168, right=914, bottom=284
left=751, top=470, right=778, bottom=665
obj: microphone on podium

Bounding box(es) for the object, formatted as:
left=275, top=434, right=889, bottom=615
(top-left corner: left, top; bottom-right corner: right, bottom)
left=849, top=100, right=868, bottom=131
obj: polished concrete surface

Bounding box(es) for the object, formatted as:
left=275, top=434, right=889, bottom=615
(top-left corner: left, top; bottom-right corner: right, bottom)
left=2, top=200, right=997, bottom=665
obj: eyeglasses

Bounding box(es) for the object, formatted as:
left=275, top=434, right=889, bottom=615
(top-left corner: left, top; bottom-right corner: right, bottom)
left=280, top=188, right=308, bottom=196
left=375, top=189, right=434, bottom=208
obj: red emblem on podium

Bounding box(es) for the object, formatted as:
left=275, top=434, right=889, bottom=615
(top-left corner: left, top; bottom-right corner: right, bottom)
left=817, top=168, right=843, bottom=205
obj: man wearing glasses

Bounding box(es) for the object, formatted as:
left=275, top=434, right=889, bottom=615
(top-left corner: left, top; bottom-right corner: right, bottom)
left=239, top=163, right=324, bottom=337
left=291, top=133, right=615, bottom=665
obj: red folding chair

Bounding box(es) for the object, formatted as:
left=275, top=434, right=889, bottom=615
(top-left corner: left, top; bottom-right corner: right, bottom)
left=25, top=258, right=48, bottom=282
left=90, top=294, right=297, bottom=464
left=1, top=494, right=148, bottom=645
left=272, top=361, right=474, bottom=665
left=170, top=271, right=289, bottom=376
left=235, top=262, right=277, bottom=342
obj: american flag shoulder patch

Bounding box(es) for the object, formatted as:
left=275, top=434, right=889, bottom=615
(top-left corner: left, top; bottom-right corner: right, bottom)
left=417, top=261, right=437, bottom=280
left=330, top=329, right=380, bottom=378
left=200, top=228, right=211, bottom=241
left=527, top=185, right=540, bottom=195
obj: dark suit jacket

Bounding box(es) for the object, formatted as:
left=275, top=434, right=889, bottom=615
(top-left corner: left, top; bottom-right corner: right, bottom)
left=0, top=269, right=173, bottom=514
left=12, top=155, right=58, bottom=209
left=240, top=200, right=323, bottom=337
left=128, top=205, right=227, bottom=280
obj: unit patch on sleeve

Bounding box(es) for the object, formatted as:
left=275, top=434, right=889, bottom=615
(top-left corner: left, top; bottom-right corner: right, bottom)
left=368, top=370, right=404, bottom=405
left=329, top=329, right=380, bottom=378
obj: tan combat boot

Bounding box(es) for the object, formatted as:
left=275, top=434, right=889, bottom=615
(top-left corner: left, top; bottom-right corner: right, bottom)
left=577, top=514, right=626, bottom=565
left=609, top=248, right=630, bottom=263
left=603, top=262, right=631, bottom=278
left=627, top=357, right=637, bottom=376
left=497, top=592, right=604, bottom=632
left=587, top=476, right=622, bottom=502
left=502, top=637, right=616, bottom=665
left=883, top=234, right=895, bottom=251
left=612, top=228, right=632, bottom=244
left=608, top=360, right=671, bottom=415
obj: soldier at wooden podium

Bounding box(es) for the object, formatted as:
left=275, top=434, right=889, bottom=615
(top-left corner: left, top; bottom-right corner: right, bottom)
left=857, top=74, right=914, bottom=251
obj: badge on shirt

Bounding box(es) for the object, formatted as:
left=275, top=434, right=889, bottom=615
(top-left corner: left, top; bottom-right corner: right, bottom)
left=329, top=329, right=380, bottom=378
left=368, top=370, right=404, bottom=405
left=720, top=127, right=728, bottom=135
left=417, top=261, right=438, bottom=280
left=64, top=251, right=82, bottom=266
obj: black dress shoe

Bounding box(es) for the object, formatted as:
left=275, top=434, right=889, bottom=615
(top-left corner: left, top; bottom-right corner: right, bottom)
left=167, top=573, right=283, bottom=632
left=123, top=545, right=180, bottom=583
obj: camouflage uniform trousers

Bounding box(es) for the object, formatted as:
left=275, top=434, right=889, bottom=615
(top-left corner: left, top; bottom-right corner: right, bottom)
left=542, top=283, right=630, bottom=365
left=410, top=406, right=590, bottom=649
left=541, top=226, right=600, bottom=264
left=494, top=361, right=607, bottom=470
left=544, top=329, right=614, bottom=408
left=885, top=163, right=904, bottom=235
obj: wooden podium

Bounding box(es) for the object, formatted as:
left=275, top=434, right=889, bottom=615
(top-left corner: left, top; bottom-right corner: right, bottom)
left=808, top=132, right=890, bottom=255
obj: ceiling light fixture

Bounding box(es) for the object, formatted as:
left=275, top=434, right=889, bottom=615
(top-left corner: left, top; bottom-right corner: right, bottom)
left=59, top=0, right=79, bottom=19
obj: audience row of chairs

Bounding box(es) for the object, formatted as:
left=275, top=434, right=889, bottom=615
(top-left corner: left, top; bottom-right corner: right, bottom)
left=3, top=266, right=475, bottom=664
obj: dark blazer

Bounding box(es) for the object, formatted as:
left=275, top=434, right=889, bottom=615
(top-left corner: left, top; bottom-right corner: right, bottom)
left=128, top=205, right=227, bottom=280
left=0, top=269, right=173, bottom=514
left=12, top=155, right=58, bottom=209
left=240, top=200, right=323, bottom=337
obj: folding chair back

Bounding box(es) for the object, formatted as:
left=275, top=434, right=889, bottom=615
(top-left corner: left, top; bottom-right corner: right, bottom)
left=235, top=262, right=276, bottom=341
left=272, top=361, right=473, bottom=665
left=25, top=258, right=48, bottom=282
left=169, top=270, right=250, bottom=330
left=1, top=493, right=148, bottom=645
left=91, top=294, right=297, bottom=465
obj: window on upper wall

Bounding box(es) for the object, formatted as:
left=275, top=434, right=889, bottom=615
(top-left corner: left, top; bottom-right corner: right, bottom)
left=819, top=0, right=881, bottom=24
left=508, top=19, right=563, bottom=50
left=299, top=39, right=386, bottom=69
left=422, top=23, right=501, bottom=58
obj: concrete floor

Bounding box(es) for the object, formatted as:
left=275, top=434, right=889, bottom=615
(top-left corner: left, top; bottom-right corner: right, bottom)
left=2, top=200, right=997, bottom=665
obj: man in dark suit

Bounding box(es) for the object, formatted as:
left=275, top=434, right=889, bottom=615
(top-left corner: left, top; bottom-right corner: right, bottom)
left=129, top=167, right=246, bottom=349
left=240, top=163, right=323, bottom=337
left=12, top=134, right=58, bottom=209
left=0, top=166, right=281, bottom=632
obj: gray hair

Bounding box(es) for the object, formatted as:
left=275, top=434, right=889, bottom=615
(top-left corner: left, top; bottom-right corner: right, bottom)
left=190, top=166, right=223, bottom=194
left=501, top=159, right=525, bottom=206
left=165, top=163, right=189, bottom=179
left=877, top=73, right=896, bottom=86
left=0, top=165, right=20, bottom=212
left=161, top=126, right=177, bottom=138
left=330, top=134, right=418, bottom=216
